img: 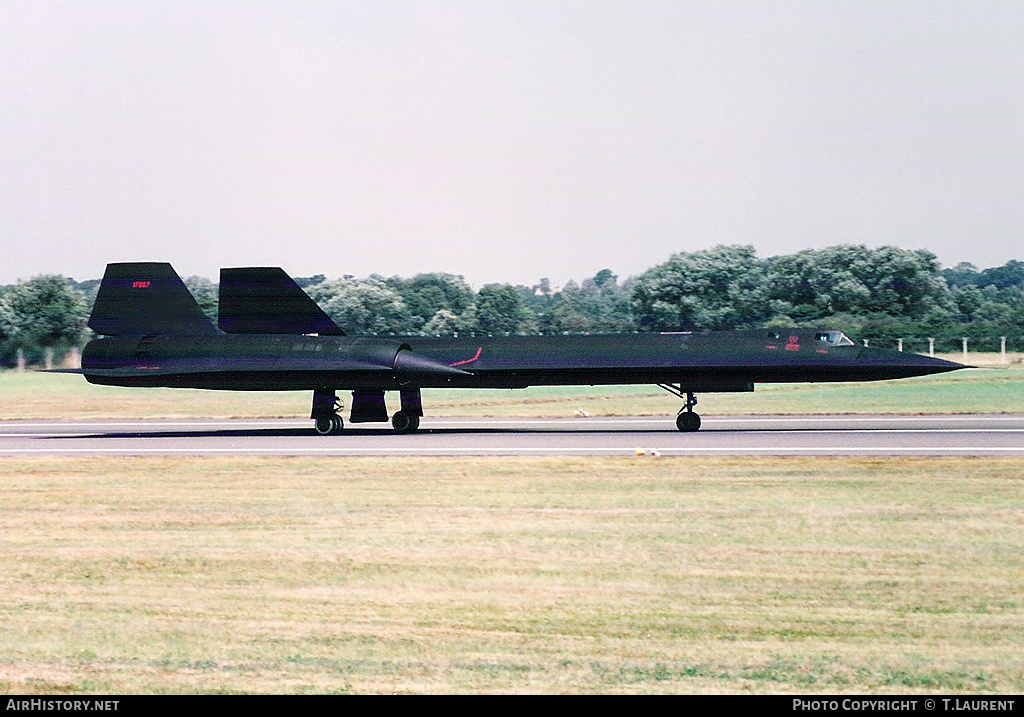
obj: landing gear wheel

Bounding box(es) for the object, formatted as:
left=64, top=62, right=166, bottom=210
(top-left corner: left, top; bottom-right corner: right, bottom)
left=657, top=386, right=702, bottom=433
left=314, top=413, right=344, bottom=435
left=391, top=411, right=420, bottom=433
left=314, top=417, right=333, bottom=435
left=676, top=412, right=701, bottom=432
left=329, top=414, right=344, bottom=434
left=311, top=390, right=344, bottom=436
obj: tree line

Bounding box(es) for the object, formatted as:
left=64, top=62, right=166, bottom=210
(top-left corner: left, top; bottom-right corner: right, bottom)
left=2, top=245, right=1022, bottom=366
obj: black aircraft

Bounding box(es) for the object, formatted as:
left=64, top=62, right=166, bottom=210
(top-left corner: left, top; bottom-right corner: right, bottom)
left=77, top=262, right=966, bottom=434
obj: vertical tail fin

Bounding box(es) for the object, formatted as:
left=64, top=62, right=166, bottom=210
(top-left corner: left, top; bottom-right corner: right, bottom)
left=218, top=267, right=345, bottom=335
left=88, top=263, right=217, bottom=336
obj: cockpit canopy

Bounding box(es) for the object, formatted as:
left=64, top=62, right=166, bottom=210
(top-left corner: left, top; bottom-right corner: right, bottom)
left=815, top=331, right=855, bottom=346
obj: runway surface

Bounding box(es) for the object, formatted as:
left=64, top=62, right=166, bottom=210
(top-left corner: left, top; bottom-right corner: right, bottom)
left=1, top=415, right=1023, bottom=456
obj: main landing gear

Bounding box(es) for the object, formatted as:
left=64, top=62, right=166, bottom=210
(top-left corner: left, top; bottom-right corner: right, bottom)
left=311, top=390, right=344, bottom=435
left=310, top=388, right=423, bottom=435
left=658, top=384, right=702, bottom=432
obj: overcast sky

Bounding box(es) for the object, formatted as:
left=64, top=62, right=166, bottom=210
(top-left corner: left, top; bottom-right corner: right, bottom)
left=2, top=1, right=1023, bottom=285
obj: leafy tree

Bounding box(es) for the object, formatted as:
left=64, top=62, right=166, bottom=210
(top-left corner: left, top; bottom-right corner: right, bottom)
left=942, top=262, right=981, bottom=288
left=632, top=245, right=768, bottom=331
left=766, top=245, right=954, bottom=318
left=550, top=304, right=592, bottom=333
left=546, top=271, right=635, bottom=333
left=68, top=278, right=102, bottom=308
left=4, top=275, right=87, bottom=356
left=952, top=285, right=984, bottom=320
left=978, top=260, right=1024, bottom=289
left=524, top=287, right=567, bottom=335
left=869, top=246, right=954, bottom=316
left=294, top=274, right=326, bottom=288
left=469, top=284, right=524, bottom=335
left=0, top=289, right=15, bottom=346
left=917, top=305, right=959, bottom=340
left=535, top=277, right=553, bottom=298
left=388, top=273, right=475, bottom=332
left=423, top=309, right=461, bottom=336
left=307, top=277, right=415, bottom=335
left=592, top=268, right=616, bottom=288
left=184, top=275, right=218, bottom=324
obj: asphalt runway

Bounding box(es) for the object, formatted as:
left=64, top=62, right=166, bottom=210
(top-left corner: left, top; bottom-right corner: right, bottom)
left=1, top=414, right=1023, bottom=456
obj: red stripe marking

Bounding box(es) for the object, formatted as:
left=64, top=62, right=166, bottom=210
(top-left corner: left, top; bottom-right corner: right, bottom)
left=450, top=347, right=482, bottom=367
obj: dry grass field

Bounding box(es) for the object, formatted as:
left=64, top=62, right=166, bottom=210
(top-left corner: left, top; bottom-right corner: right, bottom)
left=1, top=456, right=1021, bottom=694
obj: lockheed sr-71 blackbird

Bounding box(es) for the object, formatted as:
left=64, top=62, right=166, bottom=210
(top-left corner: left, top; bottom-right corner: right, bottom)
left=77, top=263, right=966, bottom=434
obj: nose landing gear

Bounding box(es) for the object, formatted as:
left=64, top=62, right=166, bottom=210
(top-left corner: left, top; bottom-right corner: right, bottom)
left=658, top=384, right=702, bottom=432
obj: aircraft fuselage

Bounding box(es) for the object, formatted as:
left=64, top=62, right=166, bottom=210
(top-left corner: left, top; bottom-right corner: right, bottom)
left=82, top=329, right=962, bottom=392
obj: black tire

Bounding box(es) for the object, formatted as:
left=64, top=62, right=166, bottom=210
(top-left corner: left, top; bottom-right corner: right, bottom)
left=329, top=414, right=344, bottom=434
left=314, top=417, right=333, bottom=435
left=391, top=411, right=419, bottom=433
left=676, top=412, right=701, bottom=432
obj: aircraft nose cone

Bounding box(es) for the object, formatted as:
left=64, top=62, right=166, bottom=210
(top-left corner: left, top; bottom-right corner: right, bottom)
left=895, top=352, right=970, bottom=374
left=858, top=348, right=969, bottom=378
left=916, top=355, right=971, bottom=371
left=394, top=350, right=471, bottom=377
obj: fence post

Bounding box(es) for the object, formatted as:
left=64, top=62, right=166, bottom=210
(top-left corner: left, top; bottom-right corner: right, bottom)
left=897, top=338, right=903, bottom=352
left=962, top=337, right=968, bottom=364
left=16, top=347, right=25, bottom=372
left=928, top=338, right=935, bottom=356
left=44, top=348, right=53, bottom=370
left=1001, top=336, right=1007, bottom=365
